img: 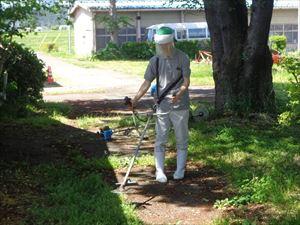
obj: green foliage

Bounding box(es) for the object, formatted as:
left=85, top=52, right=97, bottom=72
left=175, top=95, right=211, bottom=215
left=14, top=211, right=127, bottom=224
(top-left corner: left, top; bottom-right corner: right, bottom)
left=269, top=35, right=287, bottom=53
left=1, top=41, right=46, bottom=107
left=95, top=14, right=133, bottom=35
left=120, top=42, right=155, bottom=60
left=279, top=52, right=300, bottom=126
left=175, top=40, right=199, bottom=58
left=175, top=39, right=211, bottom=59
left=0, top=0, right=70, bottom=39
left=281, top=52, right=300, bottom=84
left=41, top=43, right=58, bottom=52
left=51, top=25, right=59, bottom=30
left=187, top=118, right=300, bottom=223
left=92, top=42, right=122, bottom=60
left=93, top=39, right=211, bottom=60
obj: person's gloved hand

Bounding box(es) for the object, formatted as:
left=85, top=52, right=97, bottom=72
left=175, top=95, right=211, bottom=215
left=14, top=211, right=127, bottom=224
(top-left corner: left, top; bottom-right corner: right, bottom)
left=124, top=96, right=136, bottom=111
left=171, top=93, right=181, bottom=104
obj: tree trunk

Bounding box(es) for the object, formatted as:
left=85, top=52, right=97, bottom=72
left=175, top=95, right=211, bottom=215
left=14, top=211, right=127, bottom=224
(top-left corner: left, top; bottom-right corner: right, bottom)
left=109, top=0, right=118, bottom=44
left=204, top=0, right=275, bottom=115
left=243, top=0, right=276, bottom=113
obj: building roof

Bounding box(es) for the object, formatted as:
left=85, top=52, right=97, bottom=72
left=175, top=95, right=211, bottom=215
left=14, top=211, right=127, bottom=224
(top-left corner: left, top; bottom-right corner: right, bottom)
left=70, top=0, right=298, bottom=15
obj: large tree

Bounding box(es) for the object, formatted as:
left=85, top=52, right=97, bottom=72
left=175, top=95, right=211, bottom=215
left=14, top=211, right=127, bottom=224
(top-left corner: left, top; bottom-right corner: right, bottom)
left=174, top=0, right=276, bottom=115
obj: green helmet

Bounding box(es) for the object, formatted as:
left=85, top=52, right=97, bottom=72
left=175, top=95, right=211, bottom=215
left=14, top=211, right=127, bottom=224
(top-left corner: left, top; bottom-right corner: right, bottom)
left=154, top=26, right=175, bottom=44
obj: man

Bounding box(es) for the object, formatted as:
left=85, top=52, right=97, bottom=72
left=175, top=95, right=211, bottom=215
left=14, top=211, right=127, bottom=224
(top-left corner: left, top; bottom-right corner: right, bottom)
left=130, top=26, right=191, bottom=183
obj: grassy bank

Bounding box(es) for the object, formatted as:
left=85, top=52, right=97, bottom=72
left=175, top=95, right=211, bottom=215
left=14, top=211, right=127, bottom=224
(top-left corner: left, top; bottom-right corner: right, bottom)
left=14, top=29, right=74, bottom=54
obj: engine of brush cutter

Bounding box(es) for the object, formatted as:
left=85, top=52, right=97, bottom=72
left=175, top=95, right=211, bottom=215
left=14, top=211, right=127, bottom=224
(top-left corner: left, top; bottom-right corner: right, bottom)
left=97, top=126, right=113, bottom=141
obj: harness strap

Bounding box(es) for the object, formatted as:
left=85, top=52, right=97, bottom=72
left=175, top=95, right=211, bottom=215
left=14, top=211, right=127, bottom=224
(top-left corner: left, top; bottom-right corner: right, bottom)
left=155, top=56, right=183, bottom=105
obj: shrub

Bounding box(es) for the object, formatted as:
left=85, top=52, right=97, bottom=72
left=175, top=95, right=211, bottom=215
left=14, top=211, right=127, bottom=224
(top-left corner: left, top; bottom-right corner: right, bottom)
left=120, top=42, right=155, bottom=60
left=278, top=52, right=300, bottom=125
left=0, top=41, right=46, bottom=108
left=175, top=39, right=211, bottom=59
left=41, top=43, right=58, bottom=53
left=175, top=40, right=199, bottom=59
left=92, top=39, right=212, bottom=61
left=269, top=35, right=287, bottom=53
left=91, top=42, right=122, bottom=60
left=51, top=25, right=59, bottom=30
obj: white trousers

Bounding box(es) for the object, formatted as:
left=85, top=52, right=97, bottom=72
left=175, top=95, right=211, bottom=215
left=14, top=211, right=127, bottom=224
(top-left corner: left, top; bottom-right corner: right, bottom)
left=155, top=109, right=189, bottom=153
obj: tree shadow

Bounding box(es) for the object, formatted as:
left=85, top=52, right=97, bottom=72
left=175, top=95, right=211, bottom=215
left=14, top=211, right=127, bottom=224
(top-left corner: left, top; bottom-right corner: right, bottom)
left=65, top=87, right=215, bottom=119
left=0, top=104, right=140, bottom=225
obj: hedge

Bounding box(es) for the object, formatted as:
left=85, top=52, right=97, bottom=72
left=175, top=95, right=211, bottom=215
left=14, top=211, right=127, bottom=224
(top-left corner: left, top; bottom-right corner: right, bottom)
left=92, top=39, right=211, bottom=61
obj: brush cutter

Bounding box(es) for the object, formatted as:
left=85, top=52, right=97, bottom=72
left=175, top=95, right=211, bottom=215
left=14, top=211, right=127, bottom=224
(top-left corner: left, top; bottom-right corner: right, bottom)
left=112, top=97, right=208, bottom=194
left=112, top=97, right=157, bottom=193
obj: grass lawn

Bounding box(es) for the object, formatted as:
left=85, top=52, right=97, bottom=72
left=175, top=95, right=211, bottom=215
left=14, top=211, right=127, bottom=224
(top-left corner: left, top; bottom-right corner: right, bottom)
left=1, top=93, right=299, bottom=225
left=14, top=29, right=74, bottom=54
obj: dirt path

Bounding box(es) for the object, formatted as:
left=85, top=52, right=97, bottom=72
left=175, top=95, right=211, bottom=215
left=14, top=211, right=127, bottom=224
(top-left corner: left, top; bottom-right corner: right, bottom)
left=39, top=53, right=143, bottom=99
left=39, top=53, right=215, bottom=102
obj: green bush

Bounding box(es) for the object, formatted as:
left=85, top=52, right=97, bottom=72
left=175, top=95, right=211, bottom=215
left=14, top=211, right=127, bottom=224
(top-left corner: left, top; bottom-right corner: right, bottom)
left=92, top=39, right=212, bottom=61
left=41, top=43, right=58, bottom=53
left=1, top=41, right=46, bottom=108
left=278, top=52, right=300, bottom=125
left=120, top=41, right=155, bottom=60
left=175, top=40, right=199, bottom=59
left=269, top=35, right=287, bottom=53
left=91, top=42, right=122, bottom=60
left=175, top=39, right=211, bottom=59
left=51, top=25, right=59, bottom=30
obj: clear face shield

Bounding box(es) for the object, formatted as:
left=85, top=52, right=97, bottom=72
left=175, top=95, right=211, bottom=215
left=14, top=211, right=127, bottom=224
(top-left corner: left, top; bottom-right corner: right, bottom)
left=155, top=42, right=175, bottom=58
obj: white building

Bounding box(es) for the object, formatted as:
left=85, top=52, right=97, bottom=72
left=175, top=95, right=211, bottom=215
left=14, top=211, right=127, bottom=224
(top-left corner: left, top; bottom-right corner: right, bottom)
left=70, top=0, right=299, bottom=56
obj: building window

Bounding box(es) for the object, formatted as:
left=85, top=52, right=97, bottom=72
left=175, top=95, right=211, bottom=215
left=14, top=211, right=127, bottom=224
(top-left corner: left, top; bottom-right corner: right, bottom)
left=270, top=24, right=298, bottom=51
left=118, top=27, right=136, bottom=43
left=176, top=30, right=187, bottom=40
left=96, top=27, right=144, bottom=50
left=188, top=28, right=206, bottom=39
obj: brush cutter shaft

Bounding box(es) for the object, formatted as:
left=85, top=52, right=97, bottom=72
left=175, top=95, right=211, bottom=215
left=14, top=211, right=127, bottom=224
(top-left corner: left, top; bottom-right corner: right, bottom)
left=119, top=115, right=152, bottom=190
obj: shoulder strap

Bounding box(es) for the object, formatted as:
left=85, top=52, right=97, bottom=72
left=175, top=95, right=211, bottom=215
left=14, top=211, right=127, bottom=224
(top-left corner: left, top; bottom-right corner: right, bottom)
left=157, top=75, right=182, bottom=105
left=156, top=54, right=184, bottom=105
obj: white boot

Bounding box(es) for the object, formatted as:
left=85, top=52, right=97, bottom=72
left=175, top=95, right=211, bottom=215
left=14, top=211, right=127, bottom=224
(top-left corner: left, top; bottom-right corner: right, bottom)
left=155, top=151, right=167, bottom=183
left=173, top=150, right=187, bottom=180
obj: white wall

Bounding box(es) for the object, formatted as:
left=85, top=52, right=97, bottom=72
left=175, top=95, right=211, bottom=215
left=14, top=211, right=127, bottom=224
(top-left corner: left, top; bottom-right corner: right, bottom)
left=73, top=7, right=298, bottom=54
left=73, top=8, right=95, bottom=56
left=184, top=11, right=206, bottom=23
left=95, top=11, right=137, bottom=29
left=272, top=9, right=298, bottom=24
left=95, top=11, right=183, bottom=29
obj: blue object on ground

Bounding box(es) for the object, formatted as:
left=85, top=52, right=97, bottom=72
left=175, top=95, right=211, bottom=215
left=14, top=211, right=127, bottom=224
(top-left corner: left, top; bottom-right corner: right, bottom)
left=102, top=129, right=113, bottom=141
